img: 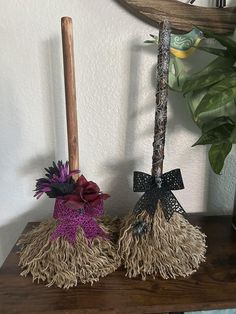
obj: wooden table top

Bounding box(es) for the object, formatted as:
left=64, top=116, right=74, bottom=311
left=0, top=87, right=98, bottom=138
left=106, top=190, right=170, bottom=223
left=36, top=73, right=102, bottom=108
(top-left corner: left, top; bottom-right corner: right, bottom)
left=0, top=215, right=236, bottom=314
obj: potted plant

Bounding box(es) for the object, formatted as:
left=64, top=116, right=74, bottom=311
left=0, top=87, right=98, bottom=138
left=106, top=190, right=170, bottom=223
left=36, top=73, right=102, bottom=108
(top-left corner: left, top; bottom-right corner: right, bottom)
left=167, top=27, right=236, bottom=175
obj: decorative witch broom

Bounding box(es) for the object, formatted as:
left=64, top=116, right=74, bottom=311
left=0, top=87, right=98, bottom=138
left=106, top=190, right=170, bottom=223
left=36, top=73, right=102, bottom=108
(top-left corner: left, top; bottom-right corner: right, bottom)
left=118, top=21, right=206, bottom=280
left=18, top=17, right=120, bottom=289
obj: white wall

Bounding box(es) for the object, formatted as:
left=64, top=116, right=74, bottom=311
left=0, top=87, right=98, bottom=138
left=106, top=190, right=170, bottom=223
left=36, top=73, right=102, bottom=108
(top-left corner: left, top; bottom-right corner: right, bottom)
left=0, top=0, right=235, bottom=266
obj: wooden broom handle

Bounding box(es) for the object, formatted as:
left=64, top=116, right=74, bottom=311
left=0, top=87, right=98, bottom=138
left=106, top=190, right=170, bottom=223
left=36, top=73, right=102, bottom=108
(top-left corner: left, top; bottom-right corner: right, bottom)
left=61, top=17, right=79, bottom=173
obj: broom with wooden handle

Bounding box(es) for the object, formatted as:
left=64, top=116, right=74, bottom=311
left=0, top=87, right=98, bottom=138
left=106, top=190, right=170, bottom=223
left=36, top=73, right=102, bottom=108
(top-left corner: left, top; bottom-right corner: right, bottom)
left=18, top=17, right=120, bottom=289
left=118, top=20, right=206, bottom=280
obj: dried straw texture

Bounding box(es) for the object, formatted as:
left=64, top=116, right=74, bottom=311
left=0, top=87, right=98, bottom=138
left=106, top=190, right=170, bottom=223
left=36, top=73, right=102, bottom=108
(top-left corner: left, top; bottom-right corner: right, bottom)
left=99, top=215, right=121, bottom=243
left=118, top=202, right=206, bottom=280
left=18, top=218, right=120, bottom=289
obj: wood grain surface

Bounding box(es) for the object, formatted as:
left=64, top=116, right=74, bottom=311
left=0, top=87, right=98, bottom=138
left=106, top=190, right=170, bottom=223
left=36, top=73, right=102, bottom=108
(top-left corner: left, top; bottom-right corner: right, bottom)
left=0, top=216, right=236, bottom=314
left=117, top=0, right=236, bottom=33
left=61, top=17, right=79, bottom=173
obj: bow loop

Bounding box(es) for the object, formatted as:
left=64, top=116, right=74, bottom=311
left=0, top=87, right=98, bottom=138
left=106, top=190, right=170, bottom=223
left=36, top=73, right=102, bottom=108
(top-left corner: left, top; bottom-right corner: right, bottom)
left=161, top=169, right=184, bottom=191
left=133, top=168, right=186, bottom=222
left=133, top=171, right=154, bottom=192
left=160, top=190, right=187, bottom=221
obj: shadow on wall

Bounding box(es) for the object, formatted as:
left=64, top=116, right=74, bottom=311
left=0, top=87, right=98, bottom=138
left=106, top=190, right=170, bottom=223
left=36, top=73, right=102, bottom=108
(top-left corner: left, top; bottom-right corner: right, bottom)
left=0, top=35, right=66, bottom=266
left=207, top=146, right=236, bottom=215
left=104, top=40, right=202, bottom=216
left=0, top=152, right=55, bottom=267
left=18, top=153, right=54, bottom=177
left=104, top=39, right=235, bottom=216
left=0, top=77, right=25, bottom=266
left=42, top=36, right=67, bottom=161
left=104, top=39, right=204, bottom=216
left=104, top=39, right=143, bottom=216
left=0, top=198, right=53, bottom=266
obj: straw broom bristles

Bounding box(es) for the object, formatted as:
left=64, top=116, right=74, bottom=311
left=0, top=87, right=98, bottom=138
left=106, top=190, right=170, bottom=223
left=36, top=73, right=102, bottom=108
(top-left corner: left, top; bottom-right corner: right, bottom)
left=18, top=218, right=121, bottom=289
left=118, top=202, right=206, bottom=280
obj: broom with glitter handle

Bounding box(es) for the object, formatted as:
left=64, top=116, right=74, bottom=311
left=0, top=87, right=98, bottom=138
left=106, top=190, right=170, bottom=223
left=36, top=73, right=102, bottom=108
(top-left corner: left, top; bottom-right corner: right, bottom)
left=118, top=21, right=206, bottom=280
left=18, top=17, right=120, bottom=289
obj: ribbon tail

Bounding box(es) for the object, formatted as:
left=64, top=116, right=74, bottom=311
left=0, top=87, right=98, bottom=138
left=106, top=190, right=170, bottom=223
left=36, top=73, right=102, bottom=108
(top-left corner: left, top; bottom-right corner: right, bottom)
left=159, top=190, right=187, bottom=221
left=162, top=169, right=184, bottom=190
left=51, top=199, right=108, bottom=244
left=51, top=217, right=81, bottom=244
left=134, top=190, right=159, bottom=216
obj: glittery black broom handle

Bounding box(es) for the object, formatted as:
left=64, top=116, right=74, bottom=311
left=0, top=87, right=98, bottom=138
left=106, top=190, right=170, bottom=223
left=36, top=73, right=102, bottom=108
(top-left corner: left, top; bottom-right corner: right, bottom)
left=152, top=21, right=171, bottom=180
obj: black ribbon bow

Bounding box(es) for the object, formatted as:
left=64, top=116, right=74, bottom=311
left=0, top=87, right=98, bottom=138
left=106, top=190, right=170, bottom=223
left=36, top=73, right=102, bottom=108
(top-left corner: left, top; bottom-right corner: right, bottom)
left=133, top=169, right=186, bottom=221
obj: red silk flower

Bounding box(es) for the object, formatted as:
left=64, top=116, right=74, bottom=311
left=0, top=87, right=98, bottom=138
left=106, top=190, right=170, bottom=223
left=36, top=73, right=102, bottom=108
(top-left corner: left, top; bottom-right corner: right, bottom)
left=63, top=175, right=109, bottom=209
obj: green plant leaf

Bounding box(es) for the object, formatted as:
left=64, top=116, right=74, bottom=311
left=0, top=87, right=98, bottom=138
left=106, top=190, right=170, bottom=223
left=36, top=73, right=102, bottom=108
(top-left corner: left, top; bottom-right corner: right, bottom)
left=185, top=89, right=207, bottom=125
left=206, top=74, right=236, bottom=95
left=190, top=56, right=235, bottom=80
left=196, top=101, right=236, bottom=128
left=196, top=26, right=236, bottom=58
left=149, top=34, right=158, bottom=39
left=230, top=126, right=236, bottom=143
left=208, top=142, right=232, bottom=174
left=144, top=34, right=158, bottom=44
left=165, top=27, right=236, bottom=174
left=197, top=88, right=236, bottom=116
left=195, top=75, right=236, bottom=116
left=193, top=123, right=234, bottom=146
left=202, top=116, right=234, bottom=133
left=232, top=28, right=236, bottom=41
left=183, top=68, right=235, bottom=94
left=195, top=46, right=232, bottom=58
left=144, top=40, right=155, bottom=44
left=168, top=57, right=188, bottom=91
left=180, top=57, right=235, bottom=95
left=184, top=58, right=235, bottom=124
